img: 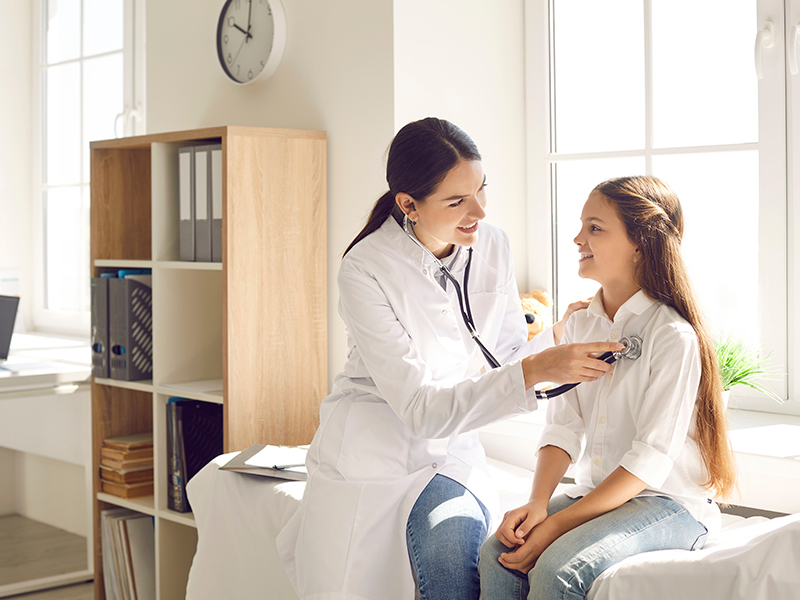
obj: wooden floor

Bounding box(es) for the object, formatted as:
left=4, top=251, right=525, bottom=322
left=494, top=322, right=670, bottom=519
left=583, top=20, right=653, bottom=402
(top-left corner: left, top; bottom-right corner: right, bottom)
left=0, top=515, right=90, bottom=599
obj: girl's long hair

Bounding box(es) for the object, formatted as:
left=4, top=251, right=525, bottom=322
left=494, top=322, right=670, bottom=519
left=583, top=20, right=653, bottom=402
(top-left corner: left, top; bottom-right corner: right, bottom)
left=343, top=117, right=481, bottom=256
left=595, top=176, right=736, bottom=501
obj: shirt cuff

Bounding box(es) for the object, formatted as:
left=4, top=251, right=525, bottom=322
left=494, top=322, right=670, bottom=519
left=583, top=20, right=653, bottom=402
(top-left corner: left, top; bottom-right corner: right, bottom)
left=619, top=441, right=674, bottom=488
left=536, top=424, right=582, bottom=463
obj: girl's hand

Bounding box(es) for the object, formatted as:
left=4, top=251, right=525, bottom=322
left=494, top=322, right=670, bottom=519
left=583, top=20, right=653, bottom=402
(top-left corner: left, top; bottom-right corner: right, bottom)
left=494, top=502, right=548, bottom=548
left=552, top=298, right=592, bottom=345
left=522, top=341, right=622, bottom=389
left=498, top=516, right=561, bottom=574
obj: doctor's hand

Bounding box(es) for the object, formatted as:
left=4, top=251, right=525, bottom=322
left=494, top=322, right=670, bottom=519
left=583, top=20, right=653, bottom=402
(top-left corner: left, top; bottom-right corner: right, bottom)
left=552, top=297, right=592, bottom=345
left=521, top=342, right=622, bottom=389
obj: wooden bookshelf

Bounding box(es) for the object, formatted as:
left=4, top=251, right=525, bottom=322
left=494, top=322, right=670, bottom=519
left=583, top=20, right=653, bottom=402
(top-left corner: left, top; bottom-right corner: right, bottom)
left=89, top=126, right=327, bottom=599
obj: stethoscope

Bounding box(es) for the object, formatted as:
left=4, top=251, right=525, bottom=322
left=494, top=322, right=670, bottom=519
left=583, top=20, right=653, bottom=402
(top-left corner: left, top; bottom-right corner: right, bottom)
left=402, top=214, right=644, bottom=398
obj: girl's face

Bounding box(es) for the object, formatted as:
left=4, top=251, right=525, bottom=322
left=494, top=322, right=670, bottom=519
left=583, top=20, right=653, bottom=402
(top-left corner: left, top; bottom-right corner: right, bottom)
left=573, top=190, right=639, bottom=289
left=400, top=159, right=487, bottom=259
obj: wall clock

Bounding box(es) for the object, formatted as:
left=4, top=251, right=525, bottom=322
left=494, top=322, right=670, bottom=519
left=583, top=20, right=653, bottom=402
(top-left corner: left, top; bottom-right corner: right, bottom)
left=216, top=0, right=286, bottom=85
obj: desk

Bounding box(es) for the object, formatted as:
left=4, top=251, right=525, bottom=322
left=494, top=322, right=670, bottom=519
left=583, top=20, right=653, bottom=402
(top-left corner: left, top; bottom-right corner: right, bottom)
left=0, top=333, right=92, bottom=597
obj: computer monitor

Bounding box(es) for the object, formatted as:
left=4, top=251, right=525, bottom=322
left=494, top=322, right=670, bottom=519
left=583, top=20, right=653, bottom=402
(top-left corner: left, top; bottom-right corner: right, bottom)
left=0, top=295, right=20, bottom=362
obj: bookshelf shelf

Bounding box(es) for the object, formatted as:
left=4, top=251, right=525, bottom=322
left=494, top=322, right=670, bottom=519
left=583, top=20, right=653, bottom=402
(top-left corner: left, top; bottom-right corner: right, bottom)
left=155, top=261, right=223, bottom=271
left=90, top=126, right=328, bottom=600
left=160, top=510, right=197, bottom=528
left=95, top=259, right=155, bottom=269
left=94, top=378, right=156, bottom=394
left=97, top=493, right=156, bottom=516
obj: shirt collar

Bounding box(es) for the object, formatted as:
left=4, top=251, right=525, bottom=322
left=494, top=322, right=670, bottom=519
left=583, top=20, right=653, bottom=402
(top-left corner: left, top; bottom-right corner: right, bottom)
left=587, top=289, right=655, bottom=321
left=380, top=216, right=469, bottom=273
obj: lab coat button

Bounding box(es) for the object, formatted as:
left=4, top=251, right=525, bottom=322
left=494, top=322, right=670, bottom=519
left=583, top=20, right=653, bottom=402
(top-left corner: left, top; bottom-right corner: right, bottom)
left=423, top=269, right=428, bottom=275
left=432, top=463, right=438, bottom=469
left=599, top=416, right=606, bottom=424
left=441, top=309, right=447, bottom=315
left=610, top=331, right=620, bottom=340
left=593, top=457, right=601, bottom=466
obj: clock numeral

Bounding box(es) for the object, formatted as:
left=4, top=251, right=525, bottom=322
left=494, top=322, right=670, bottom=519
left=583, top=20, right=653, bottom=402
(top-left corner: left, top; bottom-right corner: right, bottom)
left=236, top=65, right=241, bottom=76
left=234, top=0, right=241, bottom=10
left=260, top=60, right=265, bottom=67
left=223, top=34, right=229, bottom=44
left=227, top=53, right=233, bottom=64
left=227, top=16, right=235, bottom=28
left=267, top=7, right=272, bottom=16
left=248, top=70, right=254, bottom=80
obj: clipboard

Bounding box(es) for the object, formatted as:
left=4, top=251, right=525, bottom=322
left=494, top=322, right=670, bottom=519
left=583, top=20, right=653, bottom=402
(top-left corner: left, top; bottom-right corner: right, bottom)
left=219, top=444, right=308, bottom=481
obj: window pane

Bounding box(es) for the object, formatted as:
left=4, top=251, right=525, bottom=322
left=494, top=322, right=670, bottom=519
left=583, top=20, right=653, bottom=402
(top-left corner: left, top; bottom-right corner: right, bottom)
left=83, top=0, right=124, bottom=56
left=83, top=53, right=123, bottom=181
left=552, top=0, right=645, bottom=154
left=45, top=0, right=80, bottom=64
left=45, top=187, right=82, bottom=312
left=554, top=157, right=646, bottom=317
left=652, top=152, right=759, bottom=347
left=652, top=0, right=758, bottom=148
left=81, top=186, right=91, bottom=312
left=45, top=62, right=81, bottom=185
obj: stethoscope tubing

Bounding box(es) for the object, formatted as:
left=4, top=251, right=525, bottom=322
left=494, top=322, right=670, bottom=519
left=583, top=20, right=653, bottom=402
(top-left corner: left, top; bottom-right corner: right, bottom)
left=401, top=215, right=641, bottom=394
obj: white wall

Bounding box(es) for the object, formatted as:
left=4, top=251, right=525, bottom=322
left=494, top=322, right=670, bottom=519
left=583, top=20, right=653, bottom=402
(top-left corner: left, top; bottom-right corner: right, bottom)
left=0, top=0, right=33, bottom=329
left=146, top=0, right=396, bottom=383
left=393, top=0, right=528, bottom=285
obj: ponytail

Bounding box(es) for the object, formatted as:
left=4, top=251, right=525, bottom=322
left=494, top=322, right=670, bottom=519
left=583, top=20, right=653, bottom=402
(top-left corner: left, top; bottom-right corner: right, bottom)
left=342, top=192, right=404, bottom=257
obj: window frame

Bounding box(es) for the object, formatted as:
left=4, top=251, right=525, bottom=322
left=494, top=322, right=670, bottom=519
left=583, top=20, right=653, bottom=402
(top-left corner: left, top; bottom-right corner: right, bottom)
left=524, top=0, right=799, bottom=415
left=31, top=0, right=145, bottom=335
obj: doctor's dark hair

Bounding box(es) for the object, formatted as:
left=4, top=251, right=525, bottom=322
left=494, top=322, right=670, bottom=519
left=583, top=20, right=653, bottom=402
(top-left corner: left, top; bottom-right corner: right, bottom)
left=594, top=175, right=736, bottom=501
left=343, top=117, right=481, bottom=256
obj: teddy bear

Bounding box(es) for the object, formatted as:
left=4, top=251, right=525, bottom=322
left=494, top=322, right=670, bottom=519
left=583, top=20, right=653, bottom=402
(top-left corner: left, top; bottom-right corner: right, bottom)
left=520, top=289, right=553, bottom=341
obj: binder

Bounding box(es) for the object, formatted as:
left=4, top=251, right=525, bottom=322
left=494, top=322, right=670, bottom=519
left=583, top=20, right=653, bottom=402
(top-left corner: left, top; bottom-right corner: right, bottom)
left=179, top=146, right=195, bottom=261
left=210, top=144, right=223, bottom=262
left=194, top=145, right=212, bottom=262
left=167, top=398, right=223, bottom=512
left=109, top=276, right=153, bottom=381
left=91, top=277, right=110, bottom=378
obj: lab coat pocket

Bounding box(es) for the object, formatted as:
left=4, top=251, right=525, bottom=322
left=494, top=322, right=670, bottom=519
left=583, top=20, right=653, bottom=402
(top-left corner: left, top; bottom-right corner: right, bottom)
left=465, top=291, right=507, bottom=351
left=337, top=402, right=412, bottom=482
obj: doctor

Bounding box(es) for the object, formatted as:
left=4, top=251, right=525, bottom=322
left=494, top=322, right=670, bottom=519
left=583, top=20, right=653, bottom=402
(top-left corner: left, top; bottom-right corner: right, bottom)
left=277, top=118, right=620, bottom=600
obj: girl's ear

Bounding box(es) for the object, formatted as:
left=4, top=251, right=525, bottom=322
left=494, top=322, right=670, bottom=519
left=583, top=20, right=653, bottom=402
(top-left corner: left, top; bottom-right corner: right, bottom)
left=395, top=192, right=416, bottom=217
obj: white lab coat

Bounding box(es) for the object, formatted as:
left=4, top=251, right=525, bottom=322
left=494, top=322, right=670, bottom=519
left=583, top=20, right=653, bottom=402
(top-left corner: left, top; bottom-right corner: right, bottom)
left=277, top=216, right=554, bottom=600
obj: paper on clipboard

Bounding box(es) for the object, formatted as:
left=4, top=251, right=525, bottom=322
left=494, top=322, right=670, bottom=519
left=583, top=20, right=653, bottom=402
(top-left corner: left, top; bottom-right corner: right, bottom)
left=245, top=444, right=308, bottom=469
left=219, top=444, right=308, bottom=481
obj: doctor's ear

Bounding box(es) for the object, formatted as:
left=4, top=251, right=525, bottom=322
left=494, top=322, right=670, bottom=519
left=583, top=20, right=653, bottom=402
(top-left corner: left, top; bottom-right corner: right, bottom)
left=395, top=193, right=416, bottom=217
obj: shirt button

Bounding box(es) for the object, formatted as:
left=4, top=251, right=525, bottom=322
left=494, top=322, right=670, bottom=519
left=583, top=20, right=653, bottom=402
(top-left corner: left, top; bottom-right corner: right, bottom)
left=599, top=416, right=606, bottom=424
left=432, top=463, right=438, bottom=469
left=441, top=309, right=447, bottom=315
left=593, top=458, right=601, bottom=466
left=423, top=269, right=428, bottom=275
left=610, top=331, right=620, bottom=340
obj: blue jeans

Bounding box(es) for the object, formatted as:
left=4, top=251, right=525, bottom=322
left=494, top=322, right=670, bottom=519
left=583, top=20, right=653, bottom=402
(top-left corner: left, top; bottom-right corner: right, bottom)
left=407, top=474, right=491, bottom=600
left=479, top=494, right=708, bottom=600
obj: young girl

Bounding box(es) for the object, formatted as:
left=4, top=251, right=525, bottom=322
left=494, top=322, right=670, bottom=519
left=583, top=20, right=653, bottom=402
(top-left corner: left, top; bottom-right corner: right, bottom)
left=479, top=175, right=737, bottom=599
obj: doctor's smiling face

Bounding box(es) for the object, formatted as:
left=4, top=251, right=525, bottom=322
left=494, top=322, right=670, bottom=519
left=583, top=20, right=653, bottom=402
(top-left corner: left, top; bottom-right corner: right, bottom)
left=397, top=159, right=487, bottom=259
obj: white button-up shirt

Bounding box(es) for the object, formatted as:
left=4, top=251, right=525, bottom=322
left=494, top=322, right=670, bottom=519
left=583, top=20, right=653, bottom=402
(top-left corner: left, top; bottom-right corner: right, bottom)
left=538, top=290, right=720, bottom=530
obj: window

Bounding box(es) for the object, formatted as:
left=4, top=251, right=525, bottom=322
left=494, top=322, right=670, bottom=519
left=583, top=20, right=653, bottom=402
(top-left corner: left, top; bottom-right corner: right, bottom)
left=525, top=0, right=800, bottom=414
left=33, top=0, right=144, bottom=334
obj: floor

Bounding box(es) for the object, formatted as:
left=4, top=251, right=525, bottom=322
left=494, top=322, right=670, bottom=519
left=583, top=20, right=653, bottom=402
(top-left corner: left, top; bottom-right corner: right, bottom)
left=0, top=515, right=91, bottom=600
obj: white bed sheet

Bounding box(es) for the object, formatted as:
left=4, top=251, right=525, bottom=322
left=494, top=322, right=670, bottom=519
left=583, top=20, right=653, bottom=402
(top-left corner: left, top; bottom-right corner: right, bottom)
left=186, top=452, right=800, bottom=600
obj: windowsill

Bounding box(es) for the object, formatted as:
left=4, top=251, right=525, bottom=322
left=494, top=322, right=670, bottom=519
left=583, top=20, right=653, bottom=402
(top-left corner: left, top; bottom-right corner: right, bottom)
left=478, top=400, right=800, bottom=515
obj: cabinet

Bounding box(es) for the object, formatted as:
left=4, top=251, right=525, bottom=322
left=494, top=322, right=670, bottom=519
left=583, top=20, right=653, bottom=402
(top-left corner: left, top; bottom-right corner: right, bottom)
left=89, top=127, right=327, bottom=599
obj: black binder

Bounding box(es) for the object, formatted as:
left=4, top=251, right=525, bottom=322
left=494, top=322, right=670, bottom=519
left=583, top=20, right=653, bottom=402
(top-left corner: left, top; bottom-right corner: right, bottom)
left=166, top=398, right=223, bottom=513
left=91, top=277, right=110, bottom=378
left=109, top=278, right=153, bottom=381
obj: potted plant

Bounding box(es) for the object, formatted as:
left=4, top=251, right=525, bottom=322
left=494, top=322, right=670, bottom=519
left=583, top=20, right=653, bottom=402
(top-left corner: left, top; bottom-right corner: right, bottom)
left=714, top=338, right=784, bottom=405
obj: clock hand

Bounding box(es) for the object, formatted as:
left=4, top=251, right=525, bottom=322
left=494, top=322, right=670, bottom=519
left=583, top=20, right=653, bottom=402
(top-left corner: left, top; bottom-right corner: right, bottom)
left=246, top=0, right=253, bottom=41
left=230, top=32, right=248, bottom=70
left=233, top=23, right=252, bottom=39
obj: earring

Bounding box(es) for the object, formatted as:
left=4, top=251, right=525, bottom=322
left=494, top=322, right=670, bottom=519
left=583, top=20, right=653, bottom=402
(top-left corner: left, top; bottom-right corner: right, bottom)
left=633, top=256, right=638, bottom=264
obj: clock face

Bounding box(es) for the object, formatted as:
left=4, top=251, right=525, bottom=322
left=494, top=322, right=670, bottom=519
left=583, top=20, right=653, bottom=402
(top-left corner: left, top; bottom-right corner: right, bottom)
left=216, top=0, right=286, bottom=84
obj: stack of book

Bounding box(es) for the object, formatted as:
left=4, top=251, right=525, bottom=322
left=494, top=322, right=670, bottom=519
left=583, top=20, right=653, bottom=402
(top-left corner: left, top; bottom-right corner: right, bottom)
left=101, top=507, right=156, bottom=600
left=100, top=433, right=154, bottom=499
